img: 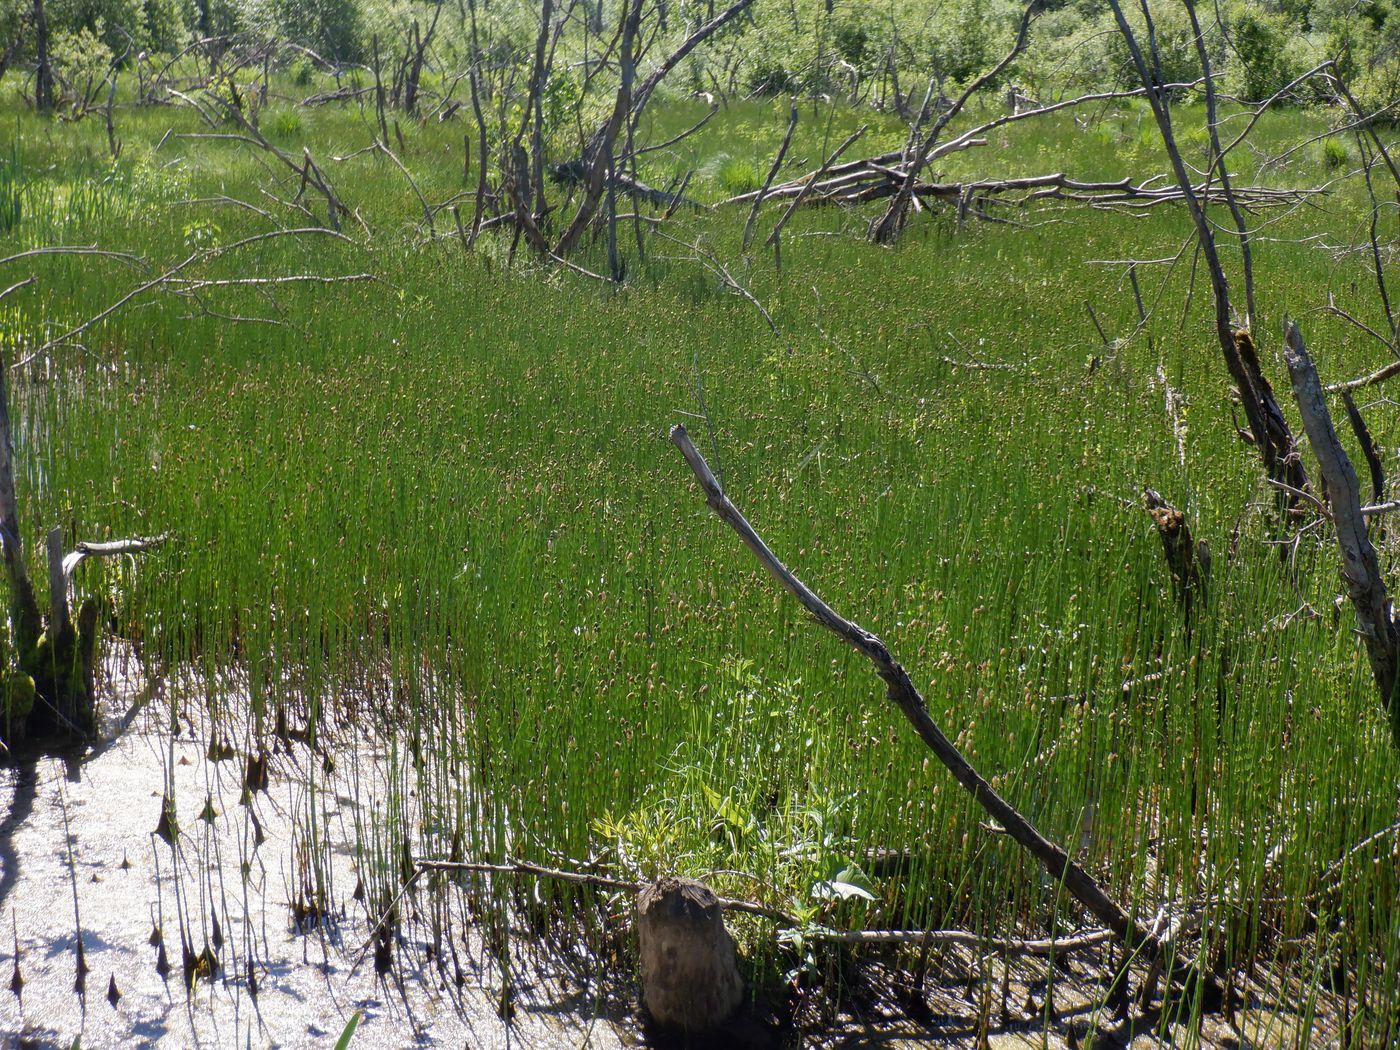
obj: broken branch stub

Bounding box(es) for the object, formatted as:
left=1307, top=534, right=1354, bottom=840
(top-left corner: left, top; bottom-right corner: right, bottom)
left=1143, top=489, right=1208, bottom=622
left=1282, top=322, right=1400, bottom=745
left=668, top=424, right=1222, bottom=1007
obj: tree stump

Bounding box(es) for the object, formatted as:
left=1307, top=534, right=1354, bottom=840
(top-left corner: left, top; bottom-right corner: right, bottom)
left=636, top=877, right=743, bottom=1032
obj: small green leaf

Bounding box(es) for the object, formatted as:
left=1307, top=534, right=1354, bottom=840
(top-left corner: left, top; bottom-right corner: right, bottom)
left=333, top=1009, right=363, bottom=1050
left=810, top=860, right=877, bottom=902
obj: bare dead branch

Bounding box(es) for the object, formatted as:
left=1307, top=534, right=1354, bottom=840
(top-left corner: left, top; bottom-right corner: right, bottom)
left=167, top=273, right=375, bottom=291
left=14, top=228, right=354, bottom=367
left=743, top=102, right=798, bottom=253
left=0, top=246, right=145, bottom=268
left=669, top=423, right=1222, bottom=1005
left=1342, top=391, right=1386, bottom=505
left=0, top=279, right=33, bottom=305
left=1326, top=357, right=1400, bottom=394
left=871, top=1, right=1038, bottom=244
left=627, top=0, right=755, bottom=124
left=766, top=125, right=867, bottom=249
left=799, top=926, right=1115, bottom=955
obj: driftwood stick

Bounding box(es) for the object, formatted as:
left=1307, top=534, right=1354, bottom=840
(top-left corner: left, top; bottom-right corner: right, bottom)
left=413, top=858, right=1114, bottom=957
left=1283, top=321, right=1400, bottom=745
left=61, top=533, right=168, bottom=582
left=668, top=424, right=1220, bottom=1003
left=798, top=926, right=1115, bottom=955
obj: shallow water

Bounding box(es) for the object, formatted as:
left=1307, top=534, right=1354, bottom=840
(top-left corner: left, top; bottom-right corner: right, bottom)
left=0, top=652, right=632, bottom=1049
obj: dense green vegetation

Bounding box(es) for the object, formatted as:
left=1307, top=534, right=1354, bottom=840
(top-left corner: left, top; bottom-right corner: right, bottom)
left=2, top=1, right=1400, bottom=1042
left=3, top=0, right=1400, bottom=114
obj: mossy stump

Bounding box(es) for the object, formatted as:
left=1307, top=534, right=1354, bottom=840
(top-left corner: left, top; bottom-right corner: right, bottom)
left=636, top=877, right=743, bottom=1033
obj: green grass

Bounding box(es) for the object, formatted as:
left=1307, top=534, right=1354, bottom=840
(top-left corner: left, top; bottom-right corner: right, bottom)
left=2, top=78, right=1399, bottom=1039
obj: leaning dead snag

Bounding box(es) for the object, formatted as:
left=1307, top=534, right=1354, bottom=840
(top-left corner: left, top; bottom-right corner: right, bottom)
left=1107, top=0, right=1309, bottom=506
left=1282, top=322, right=1400, bottom=746
left=669, top=424, right=1222, bottom=1006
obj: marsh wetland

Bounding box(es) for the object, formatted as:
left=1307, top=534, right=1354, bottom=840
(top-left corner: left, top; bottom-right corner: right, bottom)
left=2, top=1, right=1400, bottom=1046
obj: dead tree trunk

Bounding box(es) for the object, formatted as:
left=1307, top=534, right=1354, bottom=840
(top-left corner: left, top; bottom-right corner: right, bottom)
left=0, top=367, right=41, bottom=660
left=637, top=877, right=744, bottom=1032
left=31, top=0, right=53, bottom=113
left=0, top=366, right=164, bottom=750
left=1282, top=322, right=1400, bottom=746
left=554, top=0, right=642, bottom=259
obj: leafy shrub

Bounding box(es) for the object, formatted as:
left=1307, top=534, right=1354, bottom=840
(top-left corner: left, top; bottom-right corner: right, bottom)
left=46, top=0, right=195, bottom=55
left=50, top=26, right=114, bottom=99
left=1227, top=3, right=1304, bottom=101
left=929, top=0, right=994, bottom=84
left=1350, top=56, right=1400, bottom=123
left=831, top=20, right=869, bottom=69
left=745, top=58, right=798, bottom=97
left=252, top=0, right=363, bottom=62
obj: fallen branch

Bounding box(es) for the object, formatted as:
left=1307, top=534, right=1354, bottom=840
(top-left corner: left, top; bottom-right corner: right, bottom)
left=725, top=169, right=1316, bottom=214
left=795, top=925, right=1115, bottom=956
left=723, top=81, right=1206, bottom=211
left=13, top=228, right=354, bottom=367
left=0, top=279, right=33, bottom=305
left=1325, top=358, right=1400, bottom=394
left=668, top=423, right=1222, bottom=1006
left=61, top=534, right=168, bottom=582
left=413, top=858, right=788, bottom=921
left=166, top=273, right=374, bottom=291
left=411, top=858, right=1115, bottom=959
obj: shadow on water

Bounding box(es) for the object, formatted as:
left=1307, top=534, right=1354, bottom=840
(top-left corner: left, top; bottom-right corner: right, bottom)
left=0, top=757, right=38, bottom=911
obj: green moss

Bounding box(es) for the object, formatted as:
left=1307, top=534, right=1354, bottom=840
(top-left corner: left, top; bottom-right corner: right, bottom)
left=2, top=671, right=35, bottom=721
